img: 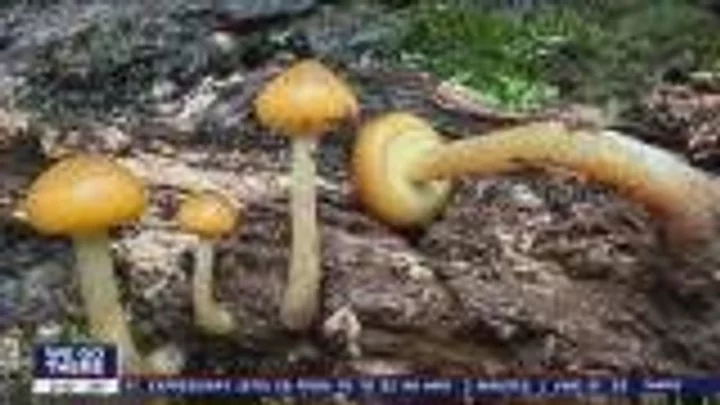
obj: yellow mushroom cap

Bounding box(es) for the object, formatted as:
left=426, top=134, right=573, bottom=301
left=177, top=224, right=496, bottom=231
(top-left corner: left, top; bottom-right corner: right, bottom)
left=352, top=112, right=453, bottom=229
left=254, top=59, right=359, bottom=138
left=177, top=191, right=240, bottom=239
left=24, top=154, right=147, bottom=236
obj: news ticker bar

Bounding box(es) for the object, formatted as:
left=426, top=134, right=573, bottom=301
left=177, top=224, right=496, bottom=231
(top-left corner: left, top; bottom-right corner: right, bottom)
left=32, top=376, right=720, bottom=396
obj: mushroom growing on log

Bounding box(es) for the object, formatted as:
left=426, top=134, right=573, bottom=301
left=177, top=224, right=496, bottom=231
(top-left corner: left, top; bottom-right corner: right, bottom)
left=177, top=190, right=241, bottom=336
left=352, top=112, right=720, bottom=248
left=23, top=154, right=148, bottom=372
left=254, top=59, right=359, bottom=332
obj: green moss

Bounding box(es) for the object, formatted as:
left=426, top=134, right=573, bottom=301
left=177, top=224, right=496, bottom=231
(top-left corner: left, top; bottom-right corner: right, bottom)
left=393, top=2, right=559, bottom=111
left=387, top=0, right=720, bottom=111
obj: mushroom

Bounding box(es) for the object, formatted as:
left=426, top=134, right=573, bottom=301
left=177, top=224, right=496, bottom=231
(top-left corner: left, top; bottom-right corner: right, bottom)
left=176, top=191, right=240, bottom=335
left=352, top=112, right=720, bottom=246
left=254, top=59, right=359, bottom=331
left=23, top=154, right=147, bottom=372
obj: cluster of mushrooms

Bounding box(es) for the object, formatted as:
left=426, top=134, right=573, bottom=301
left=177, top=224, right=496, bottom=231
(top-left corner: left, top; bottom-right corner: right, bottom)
left=17, top=58, right=719, bottom=373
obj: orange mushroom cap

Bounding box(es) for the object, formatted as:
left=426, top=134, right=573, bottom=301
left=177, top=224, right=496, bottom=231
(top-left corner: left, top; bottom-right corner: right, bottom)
left=177, top=191, right=240, bottom=239
left=24, top=154, right=147, bottom=236
left=254, top=59, right=359, bottom=138
left=352, top=112, right=453, bottom=229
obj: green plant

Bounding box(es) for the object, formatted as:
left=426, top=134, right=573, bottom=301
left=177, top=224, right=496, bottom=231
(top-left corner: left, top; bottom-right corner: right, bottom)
left=391, top=1, right=564, bottom=111
left=387, top=0, right=720, bottom=111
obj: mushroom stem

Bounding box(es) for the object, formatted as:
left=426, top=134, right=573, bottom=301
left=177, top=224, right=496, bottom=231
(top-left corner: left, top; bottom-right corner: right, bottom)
left=192, top=239, right=235, bottom=335
left=72, top=233, right=144, bottom=373
left=408, top=121, right=719, bottom=243
left=282, top=137, right=322, bottom=331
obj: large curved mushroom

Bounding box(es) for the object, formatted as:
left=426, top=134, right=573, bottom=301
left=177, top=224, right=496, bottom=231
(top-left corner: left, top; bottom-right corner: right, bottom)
left=254, top=59, right=359, bottom=331
left=22, top=154, right=147, bottom=372
left=352, top=112, right=720, bottom=246
left=176, top=191, right=240, bottom=336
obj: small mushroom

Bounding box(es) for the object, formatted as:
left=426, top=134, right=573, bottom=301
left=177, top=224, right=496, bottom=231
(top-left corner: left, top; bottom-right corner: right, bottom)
left=176, top=191, right=240, bottom=336
left=254, top=59, right=359, bottom=331
left=23, top=154, right=147, bottom=372
left=352, top=112, right=719, bottom=245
